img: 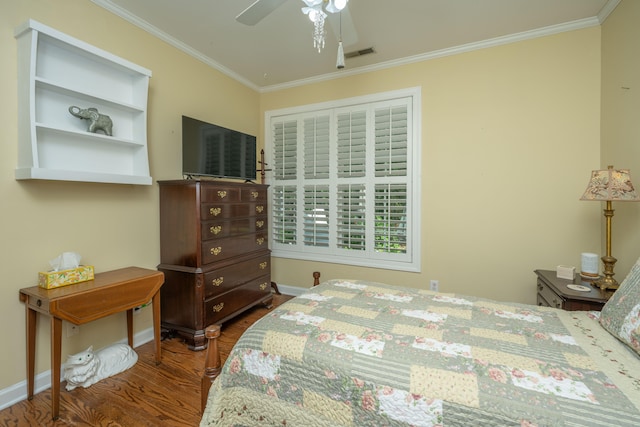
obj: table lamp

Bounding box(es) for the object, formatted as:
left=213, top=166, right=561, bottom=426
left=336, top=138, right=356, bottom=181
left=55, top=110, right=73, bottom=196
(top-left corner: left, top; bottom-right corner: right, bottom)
left=580, top=165, right=640, bottom=290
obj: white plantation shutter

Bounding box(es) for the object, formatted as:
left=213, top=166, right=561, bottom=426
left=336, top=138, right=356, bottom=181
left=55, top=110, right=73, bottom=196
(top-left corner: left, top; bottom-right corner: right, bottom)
left=303, top=185, right=330, bottom=247
left=273, top=120, right=297, bottom=180
left=272, top=185, right=297, bottom=244
left=375, top=106, right=408, bottom=177
left=266, top=88, right=420, bottom=272
left=375, top=184, right=407, bottom=254
left=304, top=116, right=330, bottom=179
left=337, top=110, right=367, bottom=177
left=337, top=184, right=366, bottom=250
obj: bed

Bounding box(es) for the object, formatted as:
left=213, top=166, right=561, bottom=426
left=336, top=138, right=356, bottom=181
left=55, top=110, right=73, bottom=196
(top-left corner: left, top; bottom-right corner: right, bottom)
left=200, top=263, right=640, bottom=426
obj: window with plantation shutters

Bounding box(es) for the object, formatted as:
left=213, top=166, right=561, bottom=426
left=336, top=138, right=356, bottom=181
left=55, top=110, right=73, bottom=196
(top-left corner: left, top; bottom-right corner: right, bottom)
left=266, top=88, right=421, bottom=272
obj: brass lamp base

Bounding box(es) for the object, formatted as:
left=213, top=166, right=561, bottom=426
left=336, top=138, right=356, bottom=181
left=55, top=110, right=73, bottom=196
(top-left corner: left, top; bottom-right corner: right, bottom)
left=595, top=255, right=619, bottom=291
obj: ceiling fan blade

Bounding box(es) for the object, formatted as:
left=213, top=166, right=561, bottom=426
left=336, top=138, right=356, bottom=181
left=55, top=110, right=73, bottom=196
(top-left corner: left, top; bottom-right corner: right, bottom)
left=236, top=0, right=289, bottom=26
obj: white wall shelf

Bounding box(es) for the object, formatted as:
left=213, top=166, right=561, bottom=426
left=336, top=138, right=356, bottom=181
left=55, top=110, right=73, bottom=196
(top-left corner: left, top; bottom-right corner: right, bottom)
left=15, top=19, right=152, bottom=185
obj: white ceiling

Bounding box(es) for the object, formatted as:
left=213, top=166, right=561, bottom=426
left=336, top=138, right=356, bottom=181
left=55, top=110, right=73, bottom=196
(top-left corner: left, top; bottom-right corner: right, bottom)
left=93, top=0, right=618, bottom=91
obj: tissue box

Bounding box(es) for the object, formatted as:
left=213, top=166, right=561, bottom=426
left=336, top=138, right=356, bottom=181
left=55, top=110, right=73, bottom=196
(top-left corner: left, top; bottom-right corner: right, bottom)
left=38, top=266, right=95, bottom=289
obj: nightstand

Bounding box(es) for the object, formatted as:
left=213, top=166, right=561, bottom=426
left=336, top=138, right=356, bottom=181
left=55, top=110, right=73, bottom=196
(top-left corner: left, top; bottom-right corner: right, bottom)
left=534, top=269, right=611, bottom=311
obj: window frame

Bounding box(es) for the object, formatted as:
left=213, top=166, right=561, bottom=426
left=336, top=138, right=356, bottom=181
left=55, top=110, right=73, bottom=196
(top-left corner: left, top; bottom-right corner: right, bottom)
left=264, top=87, right=422, bottom=272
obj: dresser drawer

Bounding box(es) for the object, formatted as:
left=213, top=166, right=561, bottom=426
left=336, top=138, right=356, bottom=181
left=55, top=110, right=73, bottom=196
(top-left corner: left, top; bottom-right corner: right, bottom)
left=202, top=232, right=268, bottom=264
left=200, top=186, right=267, bottom=203
left=537, top=278, right=563, bottom=309
left=201, top=217, right=268, bottom=240
left=537, top=293, right=550, bottom=308
left=203, top=253, right=270, bottom=298
left=202, top=218, right=251, bottom=239
left=204, top=275, right=271, bottom=325
left=201, top=203, right=267, bottom=220
left=201, top=186, right=241, bottom=202
left=242, top=186, right=267, bottom=202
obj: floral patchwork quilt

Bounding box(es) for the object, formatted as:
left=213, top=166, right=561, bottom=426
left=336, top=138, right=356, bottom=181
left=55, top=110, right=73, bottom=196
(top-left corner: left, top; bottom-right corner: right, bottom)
left=201, top=279, right=640, bottom=426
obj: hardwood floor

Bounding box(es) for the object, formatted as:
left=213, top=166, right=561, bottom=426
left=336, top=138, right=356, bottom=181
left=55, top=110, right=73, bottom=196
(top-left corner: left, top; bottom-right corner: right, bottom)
left=0, top=293, right=293, bottom=427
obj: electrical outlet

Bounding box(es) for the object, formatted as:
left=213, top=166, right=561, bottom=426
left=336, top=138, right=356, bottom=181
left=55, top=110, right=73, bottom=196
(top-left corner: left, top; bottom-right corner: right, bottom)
left=429, top=280, right=439, bottom=292
left=65, top=321, right=80, bottom=337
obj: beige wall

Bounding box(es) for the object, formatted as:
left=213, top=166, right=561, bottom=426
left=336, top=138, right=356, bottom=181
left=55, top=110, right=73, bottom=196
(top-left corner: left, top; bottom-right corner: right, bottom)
left=0, top=1, right=259, bottom=390
left=601, top=0, right=640, bottom=276
left=2, top=0, right=636, bottom=404
left=265, top=28, right=604, bottom=303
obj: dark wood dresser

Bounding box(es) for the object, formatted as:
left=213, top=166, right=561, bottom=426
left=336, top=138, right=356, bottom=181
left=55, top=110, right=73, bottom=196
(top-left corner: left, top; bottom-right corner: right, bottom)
left=158, top=180, right=272, bottom=350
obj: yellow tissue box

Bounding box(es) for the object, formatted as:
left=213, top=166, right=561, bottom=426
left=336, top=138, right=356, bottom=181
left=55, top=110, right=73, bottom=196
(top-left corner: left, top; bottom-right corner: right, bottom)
left=38, top=266, right=95, bottom=289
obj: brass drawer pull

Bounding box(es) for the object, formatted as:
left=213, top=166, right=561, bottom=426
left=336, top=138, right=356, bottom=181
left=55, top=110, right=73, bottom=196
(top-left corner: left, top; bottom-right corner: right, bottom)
left=256, top=205, right=264, bottom=213
left=210, top=247, right=222, bottom=256
left=210, top=225, right=222, bottom=235
left=217, top=191, right=227, bottom=199
left=256, top=220, right=264, bottom=229
left=259, top=282, right=268, bottom=290
left=251, top=191, right=259, bottom=199
left=256, top=237, right=264, bottom=245
left=212, top=302, right=224, bottom=312
left=209, top=207, right=221, bottom=217
left=259, top=261, right=267, bottom=270
left=212, top=277, right=224, bottom=287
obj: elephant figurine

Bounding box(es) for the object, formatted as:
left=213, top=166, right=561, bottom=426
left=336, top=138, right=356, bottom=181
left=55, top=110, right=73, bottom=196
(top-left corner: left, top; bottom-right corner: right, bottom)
left=68, top=106, right=113, bottom=136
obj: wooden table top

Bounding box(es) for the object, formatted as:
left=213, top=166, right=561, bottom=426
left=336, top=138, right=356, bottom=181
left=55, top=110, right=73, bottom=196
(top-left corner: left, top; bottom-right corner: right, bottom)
left=19, top=266, right=164, bottom=324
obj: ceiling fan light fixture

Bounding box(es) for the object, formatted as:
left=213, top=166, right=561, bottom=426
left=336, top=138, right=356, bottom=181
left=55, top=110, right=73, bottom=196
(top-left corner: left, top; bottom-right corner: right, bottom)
left=302, top=0, right=349, bottom=53
left=326, top=0, right=348, bottom=13
left=304, top=8, right=327, bottom=52
left=302, top=6, right=321, bottom=22
left=335, top=0, right=348, bottom=10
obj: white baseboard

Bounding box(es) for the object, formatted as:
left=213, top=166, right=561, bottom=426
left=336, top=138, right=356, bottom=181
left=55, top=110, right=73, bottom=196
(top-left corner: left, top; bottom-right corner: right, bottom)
left=0, top=327, right=155, bottom=411
left=276, top=283, right=309, bottom=297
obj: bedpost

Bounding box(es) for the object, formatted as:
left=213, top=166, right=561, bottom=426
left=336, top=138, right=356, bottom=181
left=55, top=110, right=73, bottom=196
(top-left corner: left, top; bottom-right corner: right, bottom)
left=313, top=271, right=321, bottom=286
left=201, top=324, right=221, bottom=413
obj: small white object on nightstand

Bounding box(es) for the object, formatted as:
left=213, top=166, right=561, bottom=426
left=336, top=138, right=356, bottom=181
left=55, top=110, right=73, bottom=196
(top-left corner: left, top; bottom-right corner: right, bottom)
left=556, top=265, right=575, bottom=280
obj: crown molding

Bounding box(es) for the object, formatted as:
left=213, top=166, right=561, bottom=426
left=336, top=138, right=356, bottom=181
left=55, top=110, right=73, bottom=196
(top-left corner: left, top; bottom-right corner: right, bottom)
left=90, top=0, right=261, bottom=92
left=261, top=15, right=603, bottom=93
left=92, top=0, right=615, bottom=94
left=598, top=0, right=621, bottom=23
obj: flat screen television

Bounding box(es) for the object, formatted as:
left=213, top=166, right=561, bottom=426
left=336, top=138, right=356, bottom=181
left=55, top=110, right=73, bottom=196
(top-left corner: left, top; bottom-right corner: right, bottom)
left=182, top=115, right=257, bottom=181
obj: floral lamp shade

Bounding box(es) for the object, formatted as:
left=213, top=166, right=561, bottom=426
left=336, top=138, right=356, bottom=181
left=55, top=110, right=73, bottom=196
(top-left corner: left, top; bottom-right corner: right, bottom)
left=579, top=165, right=640, bottom=291
left=580, top=166, right=640, bottom=202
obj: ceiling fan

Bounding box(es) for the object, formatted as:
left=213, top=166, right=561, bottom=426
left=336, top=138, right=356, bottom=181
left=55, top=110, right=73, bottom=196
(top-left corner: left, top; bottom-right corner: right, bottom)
left=236, top=0, right=358, bottom=48
left=236, top=0, right=289, bottom=26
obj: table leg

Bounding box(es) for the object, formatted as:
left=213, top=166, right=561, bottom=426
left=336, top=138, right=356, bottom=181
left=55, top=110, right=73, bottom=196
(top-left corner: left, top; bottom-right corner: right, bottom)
left=50, top=317, right=62, bottom=420
left=152, top=291, right=161, bottom=365
left=126, top=309, right=134, bottom=347
left=25, top=307, right=36, bottom=400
